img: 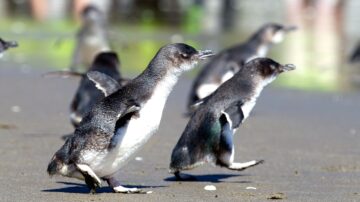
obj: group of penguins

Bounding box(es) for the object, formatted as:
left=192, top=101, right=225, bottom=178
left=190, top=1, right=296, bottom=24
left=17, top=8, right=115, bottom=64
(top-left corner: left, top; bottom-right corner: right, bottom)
left=0, top=6, right=298, bottom=194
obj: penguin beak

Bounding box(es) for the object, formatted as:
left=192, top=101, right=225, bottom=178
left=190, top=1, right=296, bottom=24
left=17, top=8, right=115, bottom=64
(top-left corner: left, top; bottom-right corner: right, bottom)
left=280, top=64, right=296, bottom=72
left=283, top=25, right=297, bottom=32
left=197, top=50, right=214, bottom=60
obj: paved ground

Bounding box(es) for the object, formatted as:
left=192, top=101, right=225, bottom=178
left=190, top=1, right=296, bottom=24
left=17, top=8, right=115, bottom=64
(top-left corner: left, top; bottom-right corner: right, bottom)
left=0, top=64, right=359, bottom=201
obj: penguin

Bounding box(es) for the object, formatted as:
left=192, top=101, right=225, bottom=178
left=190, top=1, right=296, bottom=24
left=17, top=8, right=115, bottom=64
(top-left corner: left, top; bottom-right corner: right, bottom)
left=47, top=43, right=213, bottom=193
left=69, top=51, right=129, bottom=128
left=187, top=23, right=296, bottom=113
left=0, top=38, right=18, bottom=54
left=70, top=5, right=111, bottom=72
left=349, top=42, right=360, bottom=63
left=170, top=58, right=295, bottom=180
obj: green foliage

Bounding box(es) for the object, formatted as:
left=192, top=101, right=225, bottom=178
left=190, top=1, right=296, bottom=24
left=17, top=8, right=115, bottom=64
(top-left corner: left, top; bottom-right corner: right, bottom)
left=183, top=5, right=203, bottom=33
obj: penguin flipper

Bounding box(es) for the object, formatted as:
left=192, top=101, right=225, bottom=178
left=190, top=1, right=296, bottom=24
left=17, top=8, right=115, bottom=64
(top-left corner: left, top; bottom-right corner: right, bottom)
left=218, top=111, right=264, bottom=171
left=219, top=111, right=235, bottom=154
left=186, top=96, right=210, bottom=115
left=223, top=101, right=244, bottom=129
left=87, top=71, right=121, bottom=96
left=76, top=164, right=101, bottom=193
left=42, top=70, right=84, bottom=78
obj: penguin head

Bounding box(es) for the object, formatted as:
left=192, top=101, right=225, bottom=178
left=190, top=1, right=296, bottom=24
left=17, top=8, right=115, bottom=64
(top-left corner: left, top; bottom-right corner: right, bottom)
left=245, top=58, right=296, bottom=86
left=81, top=5, right=104, bottom=24
left=260, top=23, right=297, bottom=44
left=91, top=51, right=120, bottom=71
left=156, top=43, right=213, bottom=73
left=47, top=140, right=75, bottom=176
left=47, top=153, right=71, bottom=176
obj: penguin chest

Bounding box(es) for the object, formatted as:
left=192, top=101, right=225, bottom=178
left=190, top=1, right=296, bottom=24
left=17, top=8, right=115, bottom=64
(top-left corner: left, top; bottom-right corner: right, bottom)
left=116, top=97, right=165, bottom=154
left=95, top=95, right=167, bottom=176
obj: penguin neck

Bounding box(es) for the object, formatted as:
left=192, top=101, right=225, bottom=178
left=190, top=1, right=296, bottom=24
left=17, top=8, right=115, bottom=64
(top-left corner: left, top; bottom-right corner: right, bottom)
left=152, top=70, right=179, bottom=100
left=139, top=63, right=180, bottom=101
left=84, top=21, right=107, bottom=35
left=235, top=74, right=274, bottom=120
left=249, top=75, right=276, bottom=102
left=246, top=32, right=271, bottom=57
left=256, top=44, right=269, bottom=57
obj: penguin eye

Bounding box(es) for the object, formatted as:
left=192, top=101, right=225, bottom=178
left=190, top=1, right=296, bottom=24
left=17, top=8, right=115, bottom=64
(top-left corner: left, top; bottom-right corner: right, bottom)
left=181, top=53, right=190, bottom=59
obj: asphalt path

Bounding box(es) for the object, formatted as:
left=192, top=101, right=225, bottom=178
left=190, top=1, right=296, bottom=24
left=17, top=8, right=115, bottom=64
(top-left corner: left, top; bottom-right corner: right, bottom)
left=0, top=65, right=359, bottom=201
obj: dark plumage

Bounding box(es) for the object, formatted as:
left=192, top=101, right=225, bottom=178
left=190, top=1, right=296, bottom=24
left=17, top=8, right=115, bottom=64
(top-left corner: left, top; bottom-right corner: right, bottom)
left=70, top=51, right=129, bottom=128
left=187, top=23, right=296, bottom=112
left=0, top=38, right=18, bottom=53
left=170, top=58, right=296, bottom=180
left=349, top=42, right=360, bottom=63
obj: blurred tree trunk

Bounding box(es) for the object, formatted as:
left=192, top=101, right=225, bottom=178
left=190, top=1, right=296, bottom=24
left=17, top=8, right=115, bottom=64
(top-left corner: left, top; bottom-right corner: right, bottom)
left=202, top=0, right=223, bottom=35
left=222, top=0, right=236, bottom=31
left=0, top=1, right=9, bottom=17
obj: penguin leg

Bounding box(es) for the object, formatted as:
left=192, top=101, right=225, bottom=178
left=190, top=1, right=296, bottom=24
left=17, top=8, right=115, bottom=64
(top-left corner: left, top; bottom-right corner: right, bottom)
left=106, top=177, right=147, bottom=194
left=217, top=137, right=264, bottom=171
left=217, top=115, right=263, bottom=171
left=226, top=154, right=264, bottom=171
left=75, top=164, right=101, bottom=193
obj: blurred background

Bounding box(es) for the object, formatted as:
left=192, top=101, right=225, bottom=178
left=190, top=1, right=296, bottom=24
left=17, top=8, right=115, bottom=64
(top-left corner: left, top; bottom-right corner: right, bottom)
left=0, top=0, right=360, bottom=92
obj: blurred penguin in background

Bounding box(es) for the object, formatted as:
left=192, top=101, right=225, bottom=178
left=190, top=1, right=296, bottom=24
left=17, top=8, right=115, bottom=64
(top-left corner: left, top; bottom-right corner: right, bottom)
left=70, top=5, right=111, bottom=72
left=187, top=23, right=296, bottom=113
left=0, top=38, right=18, bottom=55
left=70, top=51, right=128, bottom=128
left=349, top=42, right=360, bottom=63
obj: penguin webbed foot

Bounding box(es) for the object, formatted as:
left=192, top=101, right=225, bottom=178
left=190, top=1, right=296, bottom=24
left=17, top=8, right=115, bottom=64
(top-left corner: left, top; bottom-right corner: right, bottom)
left=106, top=177, right=148, bottom=194
left=113, top=185, right=147, bottom=194
left=75, top=164, right=101, bottom=193
left=227, top=160, right=264, bottom=171
left=174, top=171, right=197, bottom=181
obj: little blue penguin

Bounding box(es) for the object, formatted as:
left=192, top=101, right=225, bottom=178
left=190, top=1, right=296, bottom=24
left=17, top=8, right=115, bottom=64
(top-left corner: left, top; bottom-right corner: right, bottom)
left=70, top=51, right=129, bottom=128
left=70, top=5, right=111, bottom=72
left=47, top=43, right=213, bottom=193
left=0, top=38, right=18, bottom=54
left=349, top=42, right=360, bottom=63
left=187, top=23, right=296, bottom=113
left=170, top=58, right=295, bottom=180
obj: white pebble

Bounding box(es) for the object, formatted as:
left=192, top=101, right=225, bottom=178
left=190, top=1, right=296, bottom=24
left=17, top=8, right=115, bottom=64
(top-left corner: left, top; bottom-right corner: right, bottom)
left=135, top=157, right=143, bottom=161
left=246, top=186, right=257, bottom=190
left=11, top=106, right=21, bottom=113
left=204, top=185, right=216, bottom=191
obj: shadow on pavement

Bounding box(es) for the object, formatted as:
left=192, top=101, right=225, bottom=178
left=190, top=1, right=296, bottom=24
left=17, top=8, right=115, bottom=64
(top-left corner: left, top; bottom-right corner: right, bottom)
left=42, top=181, right=166, bottom=194
left=164, top=173, right=250, bottom=183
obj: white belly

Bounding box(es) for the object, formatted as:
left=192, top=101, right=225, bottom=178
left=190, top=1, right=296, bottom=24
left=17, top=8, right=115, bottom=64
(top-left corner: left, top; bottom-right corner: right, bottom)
left=92, top=98, right=165, bottom=177
left=87, top=74, right=178, bottom=177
